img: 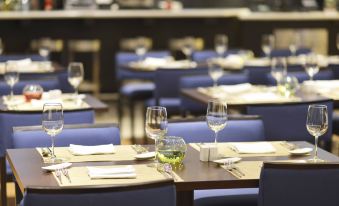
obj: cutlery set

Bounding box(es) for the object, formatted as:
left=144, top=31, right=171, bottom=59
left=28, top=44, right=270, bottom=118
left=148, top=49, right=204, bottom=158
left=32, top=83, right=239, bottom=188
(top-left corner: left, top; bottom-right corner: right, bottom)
left=55, top=168, right=71, bottom=184
left=131, top=144, right=149, bottom=154
left=224, top=161, right=245, bottom=178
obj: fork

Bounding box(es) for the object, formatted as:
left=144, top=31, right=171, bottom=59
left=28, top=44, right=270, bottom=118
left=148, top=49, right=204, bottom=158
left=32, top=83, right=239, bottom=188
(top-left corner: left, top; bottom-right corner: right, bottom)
left=280, top=141, right=298, bottom=150
left=62, top=168, right=71, bottom=183
left=132, top=145, right=149, bottom=154
left=224, top=161, right=244, bottom=178
left=55, top=169, right=62, bottom=184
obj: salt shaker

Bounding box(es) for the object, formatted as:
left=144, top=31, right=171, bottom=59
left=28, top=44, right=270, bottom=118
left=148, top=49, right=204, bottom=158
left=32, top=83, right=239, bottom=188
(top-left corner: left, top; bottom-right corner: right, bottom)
left=199, top=144, right=210, bottom=162
left=209, top=144, right=219, bottom=161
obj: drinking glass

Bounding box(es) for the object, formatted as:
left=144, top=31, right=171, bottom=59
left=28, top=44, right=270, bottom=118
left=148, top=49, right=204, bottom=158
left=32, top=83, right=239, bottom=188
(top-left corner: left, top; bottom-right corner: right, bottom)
left=214, top=34, right=228, bottom=58
left=206, top=100, right=227, bottom=144
left=271, top=57, right=287, bottom=85
left=207, top=59, right=224, bottom=87
left=304, top=53, right=319, bottom=81
left=4, top=62, right=19, bottom=100
left=42, top=103, right=64, bottom=163
left=68, top=62, right=84, bottom=96
left=135, top=37, right=148, bottom=61
left=181, top=37, right=195, bottom=61
left=306, top=104, right=328, bottom=162
left=261, top=34, right=275, bottom=57
left=145, top=106, right=168, bottom=164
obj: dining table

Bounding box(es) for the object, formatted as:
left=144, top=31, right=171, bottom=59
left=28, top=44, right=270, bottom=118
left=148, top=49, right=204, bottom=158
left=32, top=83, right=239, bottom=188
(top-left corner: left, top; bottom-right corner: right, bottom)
left=6, top=141, right=339, bottom=206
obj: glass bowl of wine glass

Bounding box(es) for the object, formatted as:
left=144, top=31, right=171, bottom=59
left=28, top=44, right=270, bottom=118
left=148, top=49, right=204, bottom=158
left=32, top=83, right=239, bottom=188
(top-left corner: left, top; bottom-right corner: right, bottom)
left=23, top=84, right=44, bottom=102
left=156, top=136, right=187, bottom=170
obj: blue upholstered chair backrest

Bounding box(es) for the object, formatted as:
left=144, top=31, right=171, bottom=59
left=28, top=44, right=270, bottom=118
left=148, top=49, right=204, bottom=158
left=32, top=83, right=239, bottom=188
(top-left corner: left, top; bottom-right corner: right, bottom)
left=0, top=54, right=47, bottom=62
left=13, top=123, right=120, bottom=148
left=21, top=181, right=176, bottom=206
left=167, top=115, right=265, bottom=143
left=266, top=48, right=311, bottom=58
left=246, top=100, right=333, bottom=146
left=0, top=109, right=95, bottom=156
left=115, top=51, right=170, bottom=80
left=192, top=49, right=250, bottom=63
left=258, top=163, right=339, bottom=206
left=245, top=65, right=271, bottom=85
left=0, top=78, right=61, bottom=95
left=154, top=68, right=207, bottom=104
left=267, top=70, right=334, bottom=85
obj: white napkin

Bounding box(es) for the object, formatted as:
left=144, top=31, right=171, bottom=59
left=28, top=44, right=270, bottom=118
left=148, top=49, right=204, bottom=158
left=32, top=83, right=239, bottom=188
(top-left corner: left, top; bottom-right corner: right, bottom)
left=69, top=144, right=115, bottom=156
left=30, top=99, right=63, bottom=108
left=230, top=142, right=276, bottom=154
left=219, top=83, right=252, bottom=94
left=87, top=165, right=136, bottom=179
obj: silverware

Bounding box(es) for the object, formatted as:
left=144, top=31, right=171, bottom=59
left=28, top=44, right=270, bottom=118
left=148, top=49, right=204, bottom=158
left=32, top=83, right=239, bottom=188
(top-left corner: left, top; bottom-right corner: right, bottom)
left=55, top=169, right=62, bottom=184
left=62, top=168, right=71, bottom=183
left=132, top=145, right=149, bottom=154
left=157, top=163, right=178, bottom=181
left=224, top=161, right=244, bottom=178
left=280, top=141, right=298, bottom=150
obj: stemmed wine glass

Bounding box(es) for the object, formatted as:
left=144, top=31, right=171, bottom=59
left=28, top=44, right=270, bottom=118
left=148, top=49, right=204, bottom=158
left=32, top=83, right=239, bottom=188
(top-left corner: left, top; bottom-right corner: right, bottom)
left=145, top=106, right=168, bottom=165
left=68, top=62, right=84, bottom=97
left=135, top=37, right=148, bottom=61
left=271, top=57, right=287, bottom=85
left=289, top=33, right=299, bottom=56
left=304, top=53, right=319, bottom=81
left=181, top=37, right=195, bottom=61
left=42, top=103, right=64, bottom=163
left=4, top=62, right=19, bottom=100
left=306, top=104, right=328, bottom=162
left=207, top=59, right=224, bottom=88
left=261, top=34, right=275, bottom=58
left=206, top=100, right=227, bottom=144
left=214, top=34, right=228, bottom=58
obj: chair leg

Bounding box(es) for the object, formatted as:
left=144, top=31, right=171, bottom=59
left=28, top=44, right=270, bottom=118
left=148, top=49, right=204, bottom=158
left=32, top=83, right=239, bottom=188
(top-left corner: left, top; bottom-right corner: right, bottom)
left=0, top=157, right=7, bottom=206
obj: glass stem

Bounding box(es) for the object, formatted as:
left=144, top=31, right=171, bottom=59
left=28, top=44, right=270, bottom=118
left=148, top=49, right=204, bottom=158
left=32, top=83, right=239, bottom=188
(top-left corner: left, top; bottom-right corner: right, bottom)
left=314, top=136, right=318, bottom=160
left=214, top=131, right=218, bottom=145
left=310, top=75, right=313, bottom=81
left=75, top=87, right=79, bottom=95
left=213, top=81, right=217, bottom=87
left=51, top=135, right=56, bottom=158
left=154, top=138, right=158, bottom=163
left=10, top=86, right=13, bottom=99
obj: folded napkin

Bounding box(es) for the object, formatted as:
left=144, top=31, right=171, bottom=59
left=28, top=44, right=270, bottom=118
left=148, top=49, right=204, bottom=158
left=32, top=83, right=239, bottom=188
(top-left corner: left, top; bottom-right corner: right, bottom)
left=230, top=142, right=276, bottom=154
left=219, top=83, right=252, bottom=94
left=69, top=144, right=115, bottom=156
left=87, top=165, right=136, bottom=179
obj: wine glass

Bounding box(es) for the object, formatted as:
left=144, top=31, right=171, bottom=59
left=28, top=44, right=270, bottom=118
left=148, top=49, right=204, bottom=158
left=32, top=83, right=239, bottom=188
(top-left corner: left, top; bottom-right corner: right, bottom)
left=135, top=37, right=148, bottom=61
left=306, top=104, right=328, bottom=162
left=207, top=59, right=224, bottom=88
left=289, top=33, right=299, bottom=56
left=68, top=62, right=84, bottom=97
left=181, top=37, right=195, bottom=61
left=304, top=53, right=319, bottom=81
left=214, top=34, right=228, bottom=58
left=261, top=34, right=275, bottom=58
left=4, top=62, right=19, bottom=100
left=42, top=103, right=64, bottom=163
left=271, top=57, right=287, bottom=85
left=206, top=100, right=227, bottom=144
left=145, top=106, right=168, bottom=164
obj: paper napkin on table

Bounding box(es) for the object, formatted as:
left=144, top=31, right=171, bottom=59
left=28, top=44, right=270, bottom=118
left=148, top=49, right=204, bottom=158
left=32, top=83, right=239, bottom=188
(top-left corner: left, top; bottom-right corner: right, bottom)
left=87, top=165, right=136, bottom=179
left=230, top=142, right=276, bottom=154
left=69, top=144, right=115, bottom=156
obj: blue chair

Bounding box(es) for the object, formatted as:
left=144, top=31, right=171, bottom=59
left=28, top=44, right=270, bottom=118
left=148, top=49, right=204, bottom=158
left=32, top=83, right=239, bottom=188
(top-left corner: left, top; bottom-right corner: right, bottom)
left=245, top=65, right=271, bottom=85
left=20, top=180, right=176, bottom=206
left=167, top=115, right=264, bottom=206
left=0, top=77, right=61, bottom=95
left=267, top=70, right=334, bottom=85
left=180, top=74, right=249, bottom=115
left=246, top=99, right=333, bottom=150
left=13, top=123, right=121, bottom=148
left=147, top=67, right=207, bottom=115
left=0, top=54, right=47, bottom=62
left=167, top=115, right=265, bottom=143
left=266, top=48, right=311, bottom=58
left=116, top=51, right=170, bottom=142
left=258, top=162, right=339, bottom=206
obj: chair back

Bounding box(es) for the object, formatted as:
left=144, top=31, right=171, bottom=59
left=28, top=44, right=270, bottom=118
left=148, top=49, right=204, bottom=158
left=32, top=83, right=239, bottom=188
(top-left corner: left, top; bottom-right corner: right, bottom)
left=167, top=115, right=265, bottom=143
left=0, top=54, right=47, bottom=62
left=21, top=180, right=176, bottom=206
left=245, top=65, right=271, bottom=85
left=192, top=49, right=251, bottom=63
left=0, top=109, right=94, bottom=156
left=258, top=162, right=339, bottom=206
left=246, top=100, right=333, bottom=149
left=115, top=51, right=170, bottom=80
left=154, top=68, right=207, bottom=105
left=13, top=123, right=120, bottom=148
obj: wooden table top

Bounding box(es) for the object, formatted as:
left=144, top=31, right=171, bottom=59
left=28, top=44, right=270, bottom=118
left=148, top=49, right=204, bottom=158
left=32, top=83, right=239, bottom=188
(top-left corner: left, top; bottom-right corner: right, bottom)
left=0, top=94, right=108, bottom=113
left=7, top=141, right=339, bottom=195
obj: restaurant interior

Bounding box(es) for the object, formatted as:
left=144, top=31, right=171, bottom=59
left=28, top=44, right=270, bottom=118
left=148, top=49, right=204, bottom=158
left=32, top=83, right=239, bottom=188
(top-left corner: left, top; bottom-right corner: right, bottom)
left=0, top=0, right=339, bottom=205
